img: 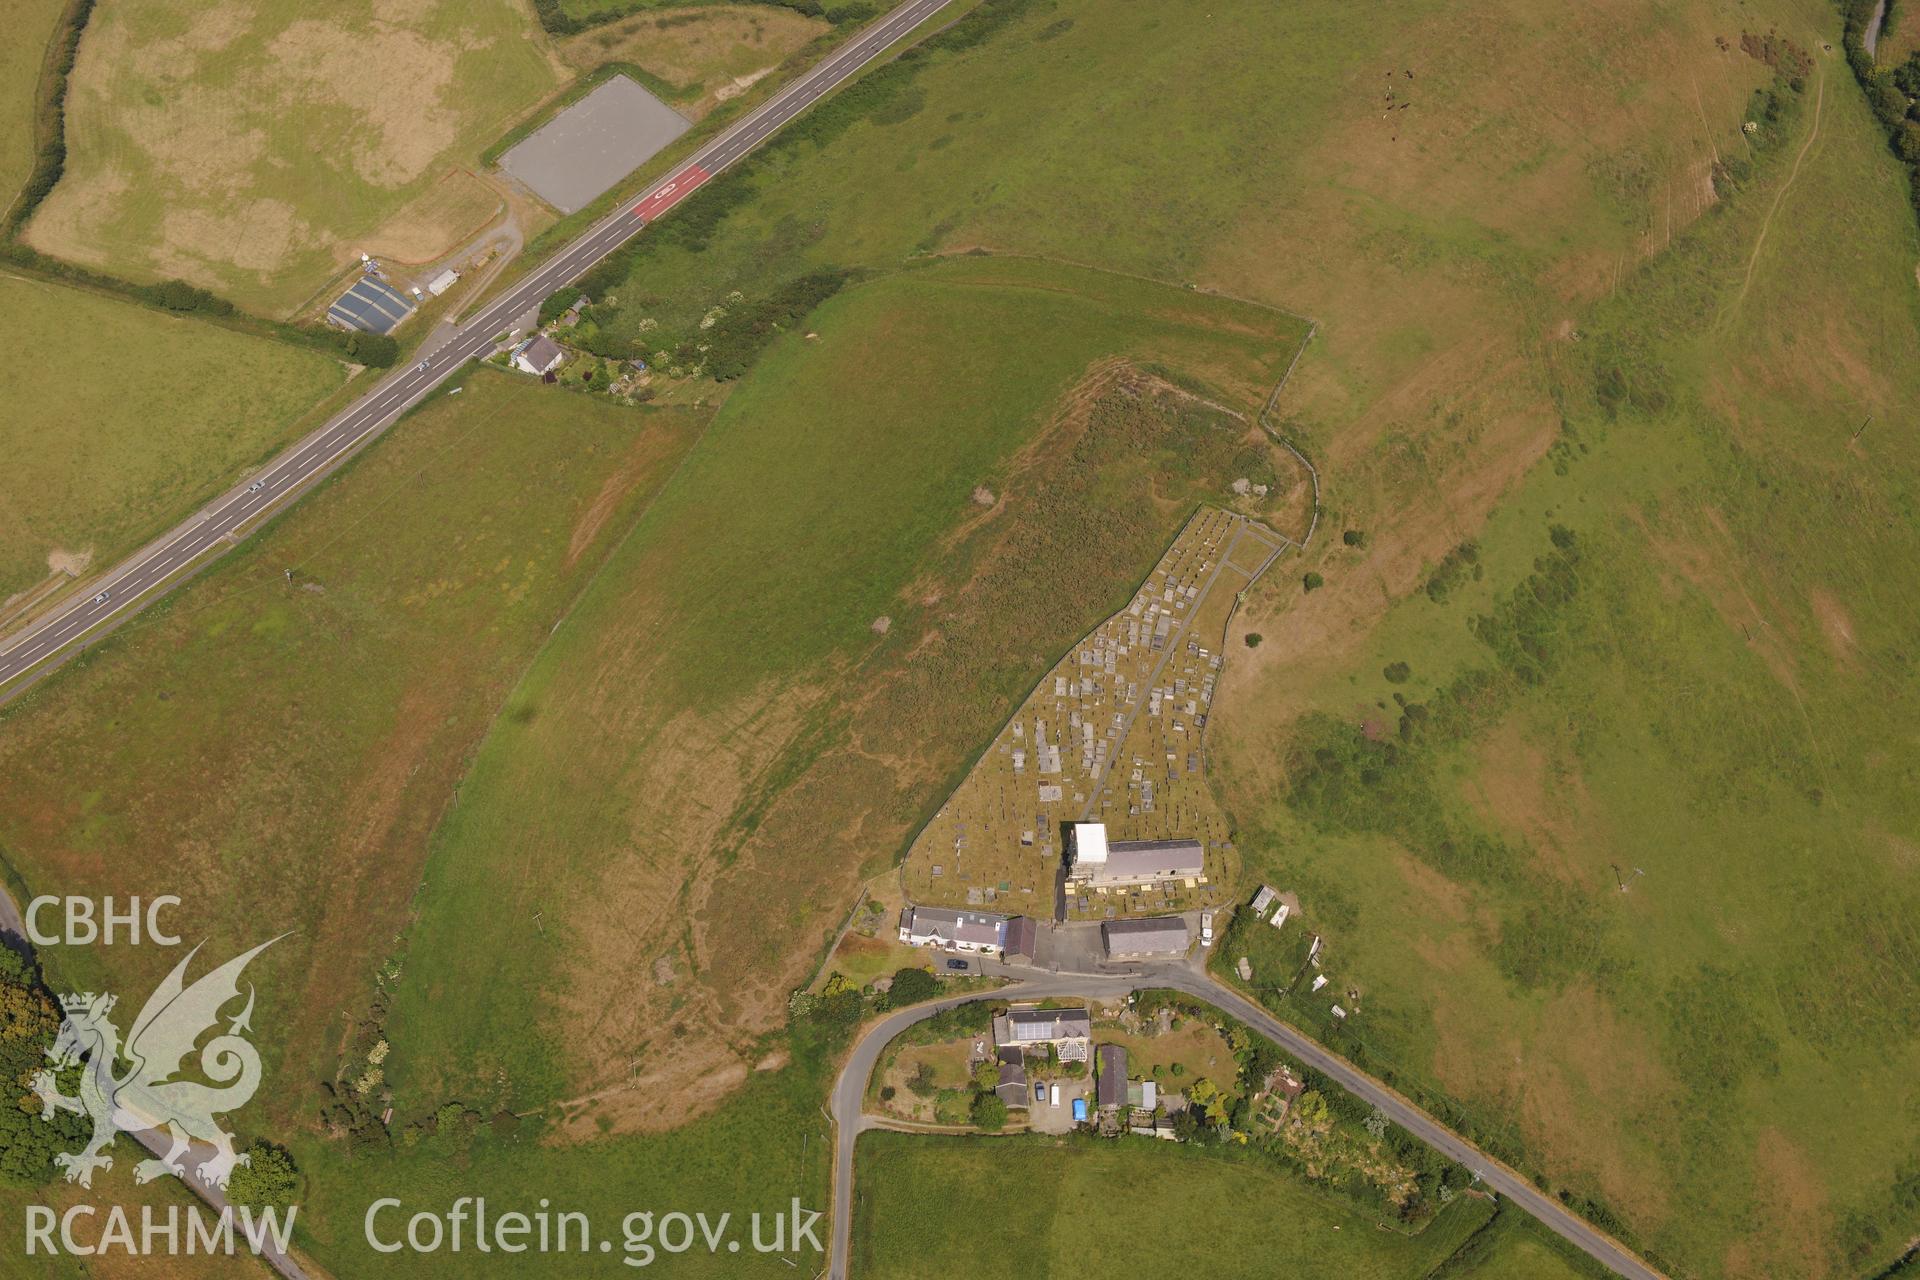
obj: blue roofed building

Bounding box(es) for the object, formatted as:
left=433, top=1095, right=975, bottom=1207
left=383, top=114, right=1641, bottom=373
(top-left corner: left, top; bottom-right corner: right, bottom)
left=327, top=275, right=416, bottom=335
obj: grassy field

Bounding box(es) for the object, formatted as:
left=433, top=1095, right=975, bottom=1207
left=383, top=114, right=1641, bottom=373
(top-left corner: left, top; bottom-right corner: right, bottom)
left=1210, top=44, right=1920, bottom=1280
left=0, top=271, right=344, bottom=605
left=0, top=0, right=66, bottom=206
left=4, top=0, right=1902, bottom=1275
left=560, top=0, right=872, bottom=27
left=382, top=255, right=1308, bottom=1134
left=23, top=0, right=563, bottom=314
left=0, top=369, right=704, bottom=1141
left=557, top=3, right=828, bottom=118
left=851, top=1131, right=1495, bottom=1279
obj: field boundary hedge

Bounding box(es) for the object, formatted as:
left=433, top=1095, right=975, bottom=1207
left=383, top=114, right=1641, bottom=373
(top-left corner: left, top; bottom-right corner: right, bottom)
left=1839, top=0, right=1920, bottom=225
left=0, top=0, right=398, bottom=365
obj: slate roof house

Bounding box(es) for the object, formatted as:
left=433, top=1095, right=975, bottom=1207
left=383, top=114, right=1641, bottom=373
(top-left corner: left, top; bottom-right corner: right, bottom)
left=996, top=1046, right=1029, bottom=1107
left=1004, top=915, right=1039, bottom=963
left=512, top=335, right=567, bottom=376
left=898, top=906, right=1007, bottom=953
left=993, top=1006, right=1092, bottom=1049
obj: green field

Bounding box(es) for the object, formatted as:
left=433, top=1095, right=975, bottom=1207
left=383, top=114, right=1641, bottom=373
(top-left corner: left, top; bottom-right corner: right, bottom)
left=5, top=1, right=1911, bottom=1277
left=0, top=368, right=704, bottom=1136
left=559, top=0, right=873, bottom=28
left=1211, top=48, right=1920, bottom=1280
left=384, top=255, right=1308, bottom=1124
left=0, top=0, right=66, bottom=206
left=0, top=272, right=343, bottom=603
left=852, top=1131, right=1496, bottom=1279
left=23, top=0, right=561, bottom=314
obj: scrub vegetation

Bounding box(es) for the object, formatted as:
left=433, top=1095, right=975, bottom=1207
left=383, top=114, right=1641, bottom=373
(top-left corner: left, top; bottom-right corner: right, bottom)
left=383, top=255, right=1308, bottom=1134
left=1212, top=33, right=1920, bottom=1279
left=0, top=369, right=705, bottom=1148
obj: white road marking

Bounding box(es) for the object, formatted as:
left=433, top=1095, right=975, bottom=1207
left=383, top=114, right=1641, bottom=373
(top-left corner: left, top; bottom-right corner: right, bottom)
left=0, top=0, right=953, bottom=688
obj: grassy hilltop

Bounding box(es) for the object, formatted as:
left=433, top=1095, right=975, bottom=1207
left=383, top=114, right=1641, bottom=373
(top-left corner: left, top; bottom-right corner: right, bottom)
left=2, top=0, right=1917, bottom=1276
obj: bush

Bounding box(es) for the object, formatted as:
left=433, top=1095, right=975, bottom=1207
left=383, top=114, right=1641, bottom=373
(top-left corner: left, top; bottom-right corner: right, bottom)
left=1302, top=571, right=1324, bottom=592
left=539, top=287, right=585, bottom=328
left=684, top=270, right=852, bottom=381
left=885, top=966, right=938, bottom=1007
left=970, top=1091, right=1008, bottom=1131
left=1383, top=661, right=1411, bottom=684
left=1244, top=633, right=1263, bottom=648
left=1342, top=528, right=1366, bottom=547
left=906, top=1063, right=937, bottom=1098
left=225, top=1140, right=299, bottom=1212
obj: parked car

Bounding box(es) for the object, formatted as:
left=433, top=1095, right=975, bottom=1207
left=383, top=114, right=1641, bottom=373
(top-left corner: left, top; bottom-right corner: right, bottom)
left=1049, top=1083, right=1061, bottom=1106
left=1072, top=1097, right=1087, bottom=1123
left=1033, top=1081, right=1046, bottom=1103
left=1200, top=911, right=1215, bottom=946
left=944, top=958, right=969, bottom=972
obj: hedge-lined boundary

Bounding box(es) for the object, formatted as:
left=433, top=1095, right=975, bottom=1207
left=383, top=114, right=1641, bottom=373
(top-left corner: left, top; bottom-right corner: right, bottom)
left=1840, top=0, right=1920, bottom=223
left=533, top=0, right=876, bottom=40
left=3, top=0, right=92, bottom=236
left=0, top=0, right=399, bottom=365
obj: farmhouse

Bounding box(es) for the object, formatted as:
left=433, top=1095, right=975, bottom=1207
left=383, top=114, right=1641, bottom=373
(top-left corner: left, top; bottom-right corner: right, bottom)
left=994, top=1005, right=1092, bottom=1058
left=512, top=335, right=567, bottom=376
left=1101, top=916, right=1190, bottom=960
left=1065, top=822, right=1205, bottom=889
left=898, top=905, right=1007, bottom=953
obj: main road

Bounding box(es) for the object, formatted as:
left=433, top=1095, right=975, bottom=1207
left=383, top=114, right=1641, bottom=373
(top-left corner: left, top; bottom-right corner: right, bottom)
left=827, top=962, right=1666, bottom=1280
left=0, top=0, right=956, bottom=699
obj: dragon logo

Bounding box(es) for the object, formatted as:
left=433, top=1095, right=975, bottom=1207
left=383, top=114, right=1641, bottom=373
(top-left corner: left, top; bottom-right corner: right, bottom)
left=30, top=936, right=283, bottom=1190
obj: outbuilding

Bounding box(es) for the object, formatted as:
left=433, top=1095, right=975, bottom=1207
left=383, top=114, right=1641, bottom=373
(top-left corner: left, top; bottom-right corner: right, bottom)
left=1101, top=916, right=1190, bottom=960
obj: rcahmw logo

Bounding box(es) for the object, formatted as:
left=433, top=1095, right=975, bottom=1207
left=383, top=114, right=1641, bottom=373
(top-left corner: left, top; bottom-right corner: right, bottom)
left=23, top=934, right=298, bottom=1258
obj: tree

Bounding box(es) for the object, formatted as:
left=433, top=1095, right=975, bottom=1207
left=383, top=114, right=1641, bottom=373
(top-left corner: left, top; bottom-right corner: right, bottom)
left=0, top=949, right=89, bottom=1185
left=885, top=967, right=937, bottom=1008
left=971, top=1059, right=999, bottom=1093
left=1188, top=1077, right=1230, bottom=1126
left=1383, top=661, right=1411, bottom=683
left=906, top=1063, right=938, bottom=1098
left=226, top=1140, right=299, bottom=1212
left=1302, top=572, right=1324, bottom=592
left=1244, top=633, right=1263, bottom=648
left=1342, top=528, right=1367, bottom=548
left=970, top=1092, right=1008, bottom=1131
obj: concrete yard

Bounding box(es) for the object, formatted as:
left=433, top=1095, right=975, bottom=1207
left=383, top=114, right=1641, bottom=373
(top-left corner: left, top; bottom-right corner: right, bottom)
left=500, top=75, right=693, bottom=213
